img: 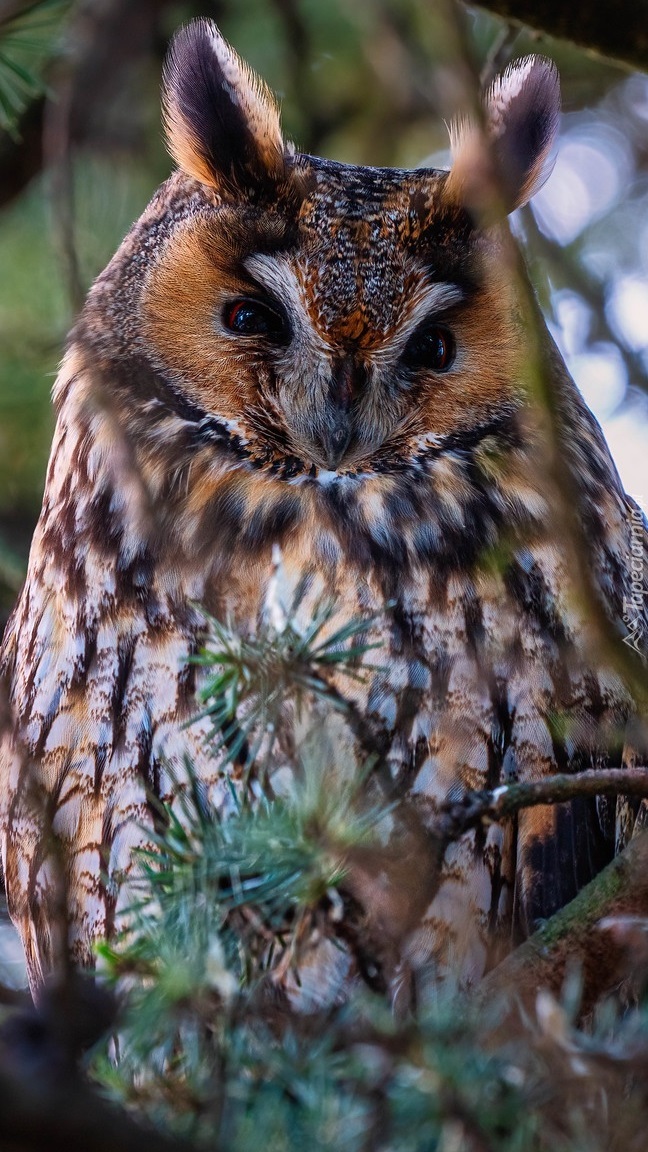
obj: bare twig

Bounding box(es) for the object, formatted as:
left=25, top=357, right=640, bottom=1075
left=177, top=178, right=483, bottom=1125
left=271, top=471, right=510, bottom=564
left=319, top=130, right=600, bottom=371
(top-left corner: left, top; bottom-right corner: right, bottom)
left=439, top=767, right=648, bottom=842
left=426, top=0, right=648, bottom=729
left=43, top=68, right=84, bottom=314
left=520, top=204, right=648, bottom=400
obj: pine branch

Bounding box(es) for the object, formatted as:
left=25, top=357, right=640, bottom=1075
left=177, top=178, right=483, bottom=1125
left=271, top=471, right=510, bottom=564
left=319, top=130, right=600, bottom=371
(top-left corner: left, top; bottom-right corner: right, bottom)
left=0, top=0, right=70, bottom=138
left=194, top=562, right=388, bottom=792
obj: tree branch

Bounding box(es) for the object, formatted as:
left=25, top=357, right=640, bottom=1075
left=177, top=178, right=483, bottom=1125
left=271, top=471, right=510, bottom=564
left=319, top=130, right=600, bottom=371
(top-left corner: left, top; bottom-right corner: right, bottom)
left=471, top=0, right=648, bottom=72
left=479, top=830, right=648, bottom=1015
left=0, top=1071, right=200, bottom=1152
left=439, top=768, right=648, bottom=843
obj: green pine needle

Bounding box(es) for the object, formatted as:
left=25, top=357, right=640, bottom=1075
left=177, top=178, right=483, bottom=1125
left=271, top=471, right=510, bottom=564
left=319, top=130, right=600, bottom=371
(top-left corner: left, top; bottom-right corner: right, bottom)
left=0, top=0, right=72, bottom=137
left=191, top=579, right=383, bottom=782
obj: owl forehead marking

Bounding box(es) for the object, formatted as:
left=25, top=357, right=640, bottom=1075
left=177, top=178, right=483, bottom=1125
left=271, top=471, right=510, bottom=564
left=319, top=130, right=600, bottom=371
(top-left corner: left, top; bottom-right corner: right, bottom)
left=292, top=159, right=449, bottom=343
left=300, top=218, right=408, bottom=342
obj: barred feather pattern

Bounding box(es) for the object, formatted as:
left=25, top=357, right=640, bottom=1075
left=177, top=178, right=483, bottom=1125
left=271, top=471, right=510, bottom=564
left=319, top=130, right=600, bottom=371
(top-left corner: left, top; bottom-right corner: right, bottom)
left=1, top=26, right=647, bottom=1003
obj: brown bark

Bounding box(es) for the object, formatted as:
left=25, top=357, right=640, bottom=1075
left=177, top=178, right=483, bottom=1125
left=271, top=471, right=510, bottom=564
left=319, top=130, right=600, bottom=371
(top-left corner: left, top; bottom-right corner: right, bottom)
left=439, top=768, right=648, bottom=842
left=0, top=1073, right=199, bottom=1152
left=480, top=831, right=648, bottom=1015
left=472, top=0, right=648, bottom=72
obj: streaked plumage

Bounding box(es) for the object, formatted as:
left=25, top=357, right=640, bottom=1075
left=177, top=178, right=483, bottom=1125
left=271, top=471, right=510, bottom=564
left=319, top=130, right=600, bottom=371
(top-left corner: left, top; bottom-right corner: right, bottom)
left=1, top=21, right=646, bottom=1002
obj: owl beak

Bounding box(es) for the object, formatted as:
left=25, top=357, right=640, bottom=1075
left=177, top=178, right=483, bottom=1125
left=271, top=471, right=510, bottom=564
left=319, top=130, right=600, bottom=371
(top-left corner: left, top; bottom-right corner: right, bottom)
left=318, top=357, right=361, bottom=469
left=320, top=418, right=353, bottom=470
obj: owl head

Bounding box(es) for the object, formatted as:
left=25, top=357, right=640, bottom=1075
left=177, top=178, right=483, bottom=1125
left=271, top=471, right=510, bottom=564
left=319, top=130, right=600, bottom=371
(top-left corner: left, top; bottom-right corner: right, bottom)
left=113, top=19, right=561, bottom=480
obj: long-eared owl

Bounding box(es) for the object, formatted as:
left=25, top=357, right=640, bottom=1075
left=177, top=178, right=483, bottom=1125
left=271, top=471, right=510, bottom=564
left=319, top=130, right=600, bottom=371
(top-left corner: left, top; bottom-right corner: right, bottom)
left=1, top=20, right=647, bottom=1003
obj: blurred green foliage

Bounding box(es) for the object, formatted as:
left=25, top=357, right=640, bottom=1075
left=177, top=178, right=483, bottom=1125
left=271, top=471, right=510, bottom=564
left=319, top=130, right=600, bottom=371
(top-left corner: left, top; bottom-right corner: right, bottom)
left=85, top=610, right=648, bottom=1152
left=0, top=0, right=71, bottom=135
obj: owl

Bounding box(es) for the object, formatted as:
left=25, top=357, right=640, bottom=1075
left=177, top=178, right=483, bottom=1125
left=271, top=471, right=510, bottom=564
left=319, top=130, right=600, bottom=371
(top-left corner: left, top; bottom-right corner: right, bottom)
left=1, top=19, right=647, bottom=1006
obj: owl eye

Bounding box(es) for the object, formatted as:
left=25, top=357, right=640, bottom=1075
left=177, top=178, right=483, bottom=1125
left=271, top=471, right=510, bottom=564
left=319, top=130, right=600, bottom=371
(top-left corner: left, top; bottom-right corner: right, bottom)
left=223, top=297, right=289, bottom=343
left=401, top=325, right=455, bottom=373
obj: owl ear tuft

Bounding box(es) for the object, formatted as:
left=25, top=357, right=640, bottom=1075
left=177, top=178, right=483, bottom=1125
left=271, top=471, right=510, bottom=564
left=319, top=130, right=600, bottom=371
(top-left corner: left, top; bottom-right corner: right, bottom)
left=162, top=19, right=288, bottom=193
left=447, top=55, right=560, bottom=216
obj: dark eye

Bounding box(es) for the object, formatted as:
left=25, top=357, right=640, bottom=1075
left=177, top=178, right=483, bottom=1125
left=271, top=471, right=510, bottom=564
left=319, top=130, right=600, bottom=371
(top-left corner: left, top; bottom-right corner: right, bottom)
left=223, top=298, right=289, bottom=343
left=401, top=325, right=455, bottom=373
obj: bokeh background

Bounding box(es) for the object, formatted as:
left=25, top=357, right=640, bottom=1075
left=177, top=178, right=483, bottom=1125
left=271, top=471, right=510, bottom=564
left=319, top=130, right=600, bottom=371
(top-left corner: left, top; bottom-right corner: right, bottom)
left=0, top=0, right=646, bottom=639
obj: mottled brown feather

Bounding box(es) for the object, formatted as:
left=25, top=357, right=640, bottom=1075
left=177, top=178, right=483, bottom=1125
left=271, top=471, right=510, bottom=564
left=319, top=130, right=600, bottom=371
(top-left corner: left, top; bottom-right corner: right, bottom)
left=1, top=23, right=646, bottom=1004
